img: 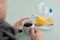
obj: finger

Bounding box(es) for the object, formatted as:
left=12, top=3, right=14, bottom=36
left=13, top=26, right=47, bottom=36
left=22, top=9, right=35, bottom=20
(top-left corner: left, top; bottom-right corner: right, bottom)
left=14, top=18, right=29, bottom=27
left=31, top=28, right=38, bottom=34
left=30, top=28, right=35, bottom=35
left=18, top=18, right=30, bottom=23
left=33, top=28, right=40, bottom=33
left=34, top=28, right=38, bottom=33
left=20, top=18, right=30, bottom=21
left=35, top=29, right=43, bottom=34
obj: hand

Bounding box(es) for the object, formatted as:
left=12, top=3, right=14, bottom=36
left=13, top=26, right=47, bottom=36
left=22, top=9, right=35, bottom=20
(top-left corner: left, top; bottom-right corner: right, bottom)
left=30, top=28, right=43, bottom=40
left=13, top=18, right=29, bottom=32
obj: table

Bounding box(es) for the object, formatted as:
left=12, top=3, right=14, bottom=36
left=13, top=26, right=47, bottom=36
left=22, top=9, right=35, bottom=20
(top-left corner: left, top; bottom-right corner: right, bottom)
left=6, top=0, right=60, bottom=40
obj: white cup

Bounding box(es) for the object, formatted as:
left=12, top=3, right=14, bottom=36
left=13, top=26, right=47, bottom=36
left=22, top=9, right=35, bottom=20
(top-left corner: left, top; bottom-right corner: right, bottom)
left=22, top=19, right=34, bottom=34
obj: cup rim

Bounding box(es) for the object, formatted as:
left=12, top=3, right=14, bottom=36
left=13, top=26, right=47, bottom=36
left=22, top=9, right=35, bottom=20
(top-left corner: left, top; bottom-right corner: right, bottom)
left=22, top=19, right=33, bottom=27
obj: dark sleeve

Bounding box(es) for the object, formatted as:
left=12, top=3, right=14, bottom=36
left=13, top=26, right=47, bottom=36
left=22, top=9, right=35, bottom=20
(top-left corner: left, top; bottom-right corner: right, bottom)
left=0, top=20, right=16, bottom=40
left=1, top=21, right=16, bottom=35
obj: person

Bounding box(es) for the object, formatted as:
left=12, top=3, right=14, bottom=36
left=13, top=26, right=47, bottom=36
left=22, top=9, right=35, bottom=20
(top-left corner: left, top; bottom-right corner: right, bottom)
left=0, top=0, right=43, bottom=40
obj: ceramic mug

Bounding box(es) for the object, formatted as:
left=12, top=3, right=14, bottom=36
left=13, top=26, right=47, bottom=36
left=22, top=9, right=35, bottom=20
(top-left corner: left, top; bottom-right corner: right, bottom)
left=23, top=19, right=34, bottom=34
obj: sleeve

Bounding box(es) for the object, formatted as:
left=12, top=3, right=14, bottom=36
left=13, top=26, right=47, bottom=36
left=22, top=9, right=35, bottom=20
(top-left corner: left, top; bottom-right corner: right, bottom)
left=0, top=21, right=16, bottom=40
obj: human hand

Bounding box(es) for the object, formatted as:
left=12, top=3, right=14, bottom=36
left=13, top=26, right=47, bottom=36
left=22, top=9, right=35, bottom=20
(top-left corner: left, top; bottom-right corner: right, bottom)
left=30, top=28, right=43, bottom=40
left=13, top=18, right=29, bottom=32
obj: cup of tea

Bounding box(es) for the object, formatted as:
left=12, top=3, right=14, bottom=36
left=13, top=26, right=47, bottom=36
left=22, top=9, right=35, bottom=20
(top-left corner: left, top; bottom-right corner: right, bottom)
left=23, top=19, right=34, bottom=34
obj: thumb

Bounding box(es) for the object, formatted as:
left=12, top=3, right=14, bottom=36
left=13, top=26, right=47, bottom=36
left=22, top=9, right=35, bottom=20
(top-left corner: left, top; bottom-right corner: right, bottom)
left=30, top=28, right=35, bottom=35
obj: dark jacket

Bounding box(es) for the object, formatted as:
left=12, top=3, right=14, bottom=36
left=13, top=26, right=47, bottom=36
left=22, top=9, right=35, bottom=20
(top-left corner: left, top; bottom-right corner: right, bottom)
left=0, top=19, right=16, bottom=40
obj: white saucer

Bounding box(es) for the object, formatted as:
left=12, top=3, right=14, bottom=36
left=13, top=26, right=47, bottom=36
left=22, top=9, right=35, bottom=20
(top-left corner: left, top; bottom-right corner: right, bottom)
left=28, top=16, right=53, bottom=30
